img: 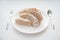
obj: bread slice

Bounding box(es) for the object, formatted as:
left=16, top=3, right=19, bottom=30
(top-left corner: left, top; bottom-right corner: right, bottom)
left=15, top=8, right=43, bottom=26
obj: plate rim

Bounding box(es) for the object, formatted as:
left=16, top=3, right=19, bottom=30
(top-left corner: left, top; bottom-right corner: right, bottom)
left=10, top=10, right=50, bottom=34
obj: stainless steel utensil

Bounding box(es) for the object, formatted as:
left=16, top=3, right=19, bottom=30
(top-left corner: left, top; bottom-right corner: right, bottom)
left=47, top=10, right=55, bottom=30
left=6, top=10, right=13, bottom=30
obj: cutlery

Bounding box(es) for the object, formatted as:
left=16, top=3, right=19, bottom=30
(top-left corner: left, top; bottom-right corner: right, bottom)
left=6, top=10, right=13, bottom=30
left=47, top=10, right=55, bottom=30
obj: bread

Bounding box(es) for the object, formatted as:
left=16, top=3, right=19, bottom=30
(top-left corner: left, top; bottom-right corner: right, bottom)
left=15, top=8, right=43, bottom=27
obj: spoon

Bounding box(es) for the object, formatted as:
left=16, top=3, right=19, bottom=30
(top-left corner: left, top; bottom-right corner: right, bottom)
left=47, top=10, right=55, bottom=30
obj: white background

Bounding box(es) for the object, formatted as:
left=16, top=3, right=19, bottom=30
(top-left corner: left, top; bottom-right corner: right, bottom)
left=0, top=0, right=60, bottom=40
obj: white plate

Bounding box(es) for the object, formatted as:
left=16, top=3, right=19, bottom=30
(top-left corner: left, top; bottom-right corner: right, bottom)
left=10, top=10, right=49, bottom=34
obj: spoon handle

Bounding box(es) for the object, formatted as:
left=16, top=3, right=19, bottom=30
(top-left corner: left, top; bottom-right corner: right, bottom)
left=53, top=24, right=55, bottom=30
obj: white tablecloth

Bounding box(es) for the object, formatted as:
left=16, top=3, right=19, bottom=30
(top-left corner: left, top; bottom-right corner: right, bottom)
left=0, top=1, right=60, bottom=40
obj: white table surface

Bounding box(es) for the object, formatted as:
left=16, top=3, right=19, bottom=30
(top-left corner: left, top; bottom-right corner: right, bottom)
left=0, top=1, right=60, bottom=40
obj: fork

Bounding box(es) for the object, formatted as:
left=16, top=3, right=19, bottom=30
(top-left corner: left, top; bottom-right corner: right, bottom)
left=6, top=10, right=13, bottom=30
